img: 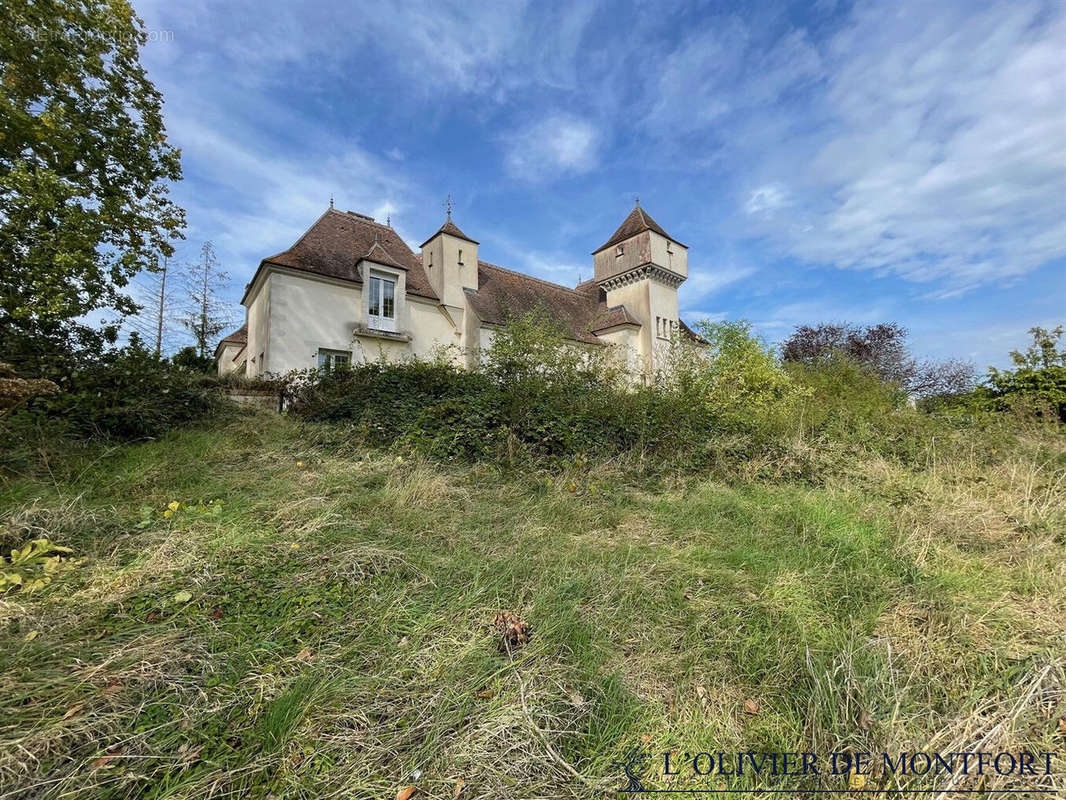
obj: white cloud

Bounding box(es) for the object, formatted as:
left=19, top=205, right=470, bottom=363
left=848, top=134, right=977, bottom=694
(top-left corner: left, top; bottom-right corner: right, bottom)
left=680, top=309, right=729, bottom=324
left=745, top=184, right=790, bottom=217
left=731, top=1, right=1066, bottom=290
left=685, top=265, right=757, bottom=298
left=648, top=21, right=824, bottom=135
left=151, top=86, right=416, bottom=300
left=133, top=0, right=602, bottom=99
left=503, top=115, right=601, bottom=181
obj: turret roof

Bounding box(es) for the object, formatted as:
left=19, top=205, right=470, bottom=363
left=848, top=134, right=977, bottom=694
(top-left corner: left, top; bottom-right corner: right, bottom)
left=593, top=205, right=684, bottom=254
left=420, top=218, right=479, bottom=248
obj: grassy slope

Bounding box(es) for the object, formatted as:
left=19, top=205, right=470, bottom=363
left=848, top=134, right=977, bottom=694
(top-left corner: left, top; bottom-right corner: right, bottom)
left=0, top=412, right=1064, bottom=799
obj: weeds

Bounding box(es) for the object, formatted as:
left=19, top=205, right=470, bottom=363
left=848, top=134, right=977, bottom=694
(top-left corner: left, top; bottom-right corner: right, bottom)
left=0, top=410, right=1062, bottom=798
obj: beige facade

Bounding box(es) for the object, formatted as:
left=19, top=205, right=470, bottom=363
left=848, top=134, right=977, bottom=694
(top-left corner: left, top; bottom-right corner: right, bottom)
left=218, top=204, right=696, bottom=380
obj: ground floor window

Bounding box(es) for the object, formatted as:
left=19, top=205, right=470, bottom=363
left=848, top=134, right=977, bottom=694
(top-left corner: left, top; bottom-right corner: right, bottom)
left=317, top=348, right=351, bottom=371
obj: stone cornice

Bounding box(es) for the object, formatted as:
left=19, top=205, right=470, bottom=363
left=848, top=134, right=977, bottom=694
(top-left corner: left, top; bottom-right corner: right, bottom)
left=597, top=263, right=685, bottom=291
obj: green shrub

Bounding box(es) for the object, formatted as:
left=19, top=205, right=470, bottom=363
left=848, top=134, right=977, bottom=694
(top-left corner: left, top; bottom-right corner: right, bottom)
left=922, top=327, right=1066, bottom=425
left=284, top=315, right=1054, bottom=473
left=656, top=320, right=805, bottom=437
left=285, top=316, right=807, bottom=468
left=1, top=338, right=221, bottom=454
left=986, top=365, right=1066, bottom=422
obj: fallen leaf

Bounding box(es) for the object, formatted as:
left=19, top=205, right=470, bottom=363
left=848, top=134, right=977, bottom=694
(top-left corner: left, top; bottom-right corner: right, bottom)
left=476, top=688, right=494, bottom=699
left=90, top=749, right=123, bottom=769
left=181, top=745, right=203, bottom=764
left=567, top=688, right=585, bottom=707
left=211, top=607, right=224, bottom=620
left=453, top=777, right=466, bottom=797
left=102, top=679, right=122, bottom=696
left=743, top=698, right=760, bottom=715
left=641, top=734, right=652, bottom=744
left=23, top=630, right=39, bottom=642
left=62, top=702, right=86, bottom=720
left=1058, top=718, right=1066, bottom=736
left=849, top=772, right=867, bottom=790
left=295, top=647, right=313, bottom=662
left=396, top=787, right=417, bottom=800
left=173, top=590, right=192, bottom=603
left=859, top=710, right=873, bottom=730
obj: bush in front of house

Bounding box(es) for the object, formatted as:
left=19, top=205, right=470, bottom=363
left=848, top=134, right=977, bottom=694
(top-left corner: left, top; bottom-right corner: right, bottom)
left=285, top=315, right=810, bottom=467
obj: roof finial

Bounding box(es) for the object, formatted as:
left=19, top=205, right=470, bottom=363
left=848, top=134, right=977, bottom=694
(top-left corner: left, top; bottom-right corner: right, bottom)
left=634, top=194, right=640, bottom=208
left=444, top=193, right=453, bottom=220
left=386, top=213, right=391, bottom=227
left=329, top=194, right=334, bottom=210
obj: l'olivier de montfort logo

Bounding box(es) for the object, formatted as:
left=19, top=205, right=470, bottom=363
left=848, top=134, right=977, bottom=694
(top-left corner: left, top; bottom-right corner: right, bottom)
left=613, top=745, right=1059, bottom=793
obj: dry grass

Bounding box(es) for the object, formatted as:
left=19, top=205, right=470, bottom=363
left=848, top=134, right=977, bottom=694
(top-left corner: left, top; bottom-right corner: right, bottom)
left=0, top=413, right=1063, bottom=798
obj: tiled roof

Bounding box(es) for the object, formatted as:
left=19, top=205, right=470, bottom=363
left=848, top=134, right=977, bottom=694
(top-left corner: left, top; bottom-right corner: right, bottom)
left=593, top=205, right=683, bottom=253
left=466, top=263, right=639, bottom=345
left=218, top=324, right=247, bottom=345
left=679, top=319, right=707, bottom=344
left=420, top=217, right=479, bottom=247
left=214, top=324, right=247, bottom=357
left=252, top=209, right=438, bottom=301
left=362, top=240, right=408, bottom=270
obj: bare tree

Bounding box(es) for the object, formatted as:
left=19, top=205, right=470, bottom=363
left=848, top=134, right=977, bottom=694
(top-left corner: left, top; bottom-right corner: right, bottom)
left=127, top=255, right=179, bottom=356
left=180, top=242, right=236, bottom=359
left=782, top=322, right=975, bottom=397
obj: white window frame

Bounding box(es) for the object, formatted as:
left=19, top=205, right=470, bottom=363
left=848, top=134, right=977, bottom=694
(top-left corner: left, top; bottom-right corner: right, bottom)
left=367, top=271, right=397, bottom=332
left=317, top=348, right=351, bottom=372
left=361, top=261, right=405, bottom=334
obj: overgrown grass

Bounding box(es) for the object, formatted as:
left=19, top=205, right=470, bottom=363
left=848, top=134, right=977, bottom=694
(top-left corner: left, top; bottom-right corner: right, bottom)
left=1, top=411, right=1064, bottom=798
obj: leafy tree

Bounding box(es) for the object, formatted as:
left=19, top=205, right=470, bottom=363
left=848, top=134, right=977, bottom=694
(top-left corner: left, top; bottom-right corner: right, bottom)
left=986, top=326, right=1066, bottom=422
left=660, top=320, right=804, bottom=434
left=1006, top=325, right=1066, bottom=370
left=781, top=322, right=974, bottom=397
left=0, top=0, right=184, bottom=373
left=180, top=242, right=235, bottom=360
left=171, top=345, right=214, bottom=373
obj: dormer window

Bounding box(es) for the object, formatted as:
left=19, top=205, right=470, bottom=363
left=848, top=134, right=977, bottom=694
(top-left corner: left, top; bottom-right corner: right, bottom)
left=615, top=244, right=624, bottom=257
left=368, top=271, right=397, bottom=332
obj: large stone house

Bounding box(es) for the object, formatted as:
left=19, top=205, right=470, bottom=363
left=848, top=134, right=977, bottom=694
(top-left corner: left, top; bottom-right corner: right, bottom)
left=215, top=203, right=698, bottom=379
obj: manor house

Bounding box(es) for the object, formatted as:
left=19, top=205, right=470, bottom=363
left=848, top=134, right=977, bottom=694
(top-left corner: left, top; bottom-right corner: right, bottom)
left=215, top=203, right=698, bottom=378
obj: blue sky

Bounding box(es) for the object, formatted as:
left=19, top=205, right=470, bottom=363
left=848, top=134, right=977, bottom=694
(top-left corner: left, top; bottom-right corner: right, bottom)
left=131, top=0, right=1065, bottom=369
